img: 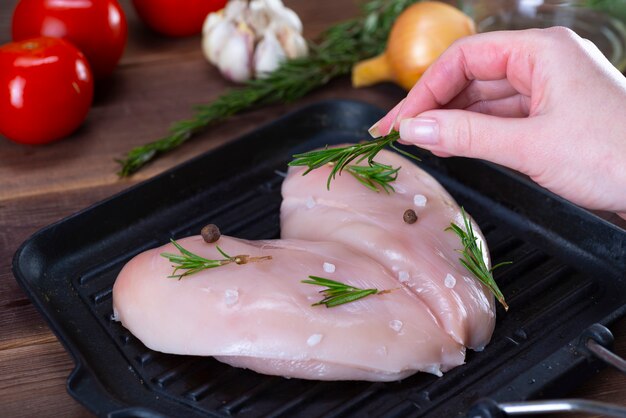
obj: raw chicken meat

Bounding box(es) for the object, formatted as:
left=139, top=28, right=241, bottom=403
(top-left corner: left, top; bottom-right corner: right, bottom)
left=112, top=145, right=497, bottom=381
left=281, top=148, right=495, bottom=349
left=113, top=236, right=466, bottom=381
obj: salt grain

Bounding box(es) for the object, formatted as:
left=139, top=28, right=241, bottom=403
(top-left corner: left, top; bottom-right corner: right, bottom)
left=307, top=333, right=323, bottom=346
left=444, top=273, right=456, bottom=288
left=110, top=308, right=119, bottom=322
left=413, top=194, right=428, bottom=207
left=305, top=196, right=316, bottom=209
left=425, top=364, right=443, bottom=377
left=224, top=289, right=239, bottom=306
left=323, top=262, right=336, bottom=273
left=389, top=319, right=403, bottom=332
left=398, top=271, right=410, bottom=283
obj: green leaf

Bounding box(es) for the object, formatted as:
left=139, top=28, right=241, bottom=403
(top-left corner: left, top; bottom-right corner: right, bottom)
left=302, top=275, right=388, bottom=308
left=447, top=208, right=511, bottom=310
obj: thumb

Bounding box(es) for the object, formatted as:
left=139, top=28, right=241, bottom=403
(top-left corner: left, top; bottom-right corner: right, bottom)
left=398, top=109, right=536, bottom=172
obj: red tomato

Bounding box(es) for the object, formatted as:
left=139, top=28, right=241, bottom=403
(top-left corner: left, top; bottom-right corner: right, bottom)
left=132, top=0, right=227, bottom=37
left=12, top=0, right=127, bottom=79
left=0, top=37, right=94, bottom=145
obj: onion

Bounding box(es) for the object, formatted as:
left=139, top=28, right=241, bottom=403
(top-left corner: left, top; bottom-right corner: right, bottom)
left=352, top=1, right=475, bottom=91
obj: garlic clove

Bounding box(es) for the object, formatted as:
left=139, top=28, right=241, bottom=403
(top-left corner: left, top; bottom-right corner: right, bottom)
left=264, top=0, right=303, bottom=33
left=217, top=21, right=255, bottom=83
left=254, top=30, right=287, bottom=77
left=248, top=0, right=271, bottom=35
left=224, top=0, right=248, bottom=21
left=202, top=19, right=235, bottom=64
left=203, top=10, right=224, bottom=36
left=275, top=24, right=308, bottom=59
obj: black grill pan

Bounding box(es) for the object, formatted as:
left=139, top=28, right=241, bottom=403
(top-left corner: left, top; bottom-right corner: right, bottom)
left=12, top=100, right=626, bottom=418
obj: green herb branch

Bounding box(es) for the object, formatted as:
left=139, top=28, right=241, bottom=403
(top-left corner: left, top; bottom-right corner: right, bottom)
left=116, top=0, right=419, bottom=176
left=347, top=161, right=400, bottom=193
left=302, top=275, right=393, bottom=308
left=161, top=239, right=272, bottom=279
left=446, top=208, right=511, bottom=310
left=289, top=130, right=418, bottom=190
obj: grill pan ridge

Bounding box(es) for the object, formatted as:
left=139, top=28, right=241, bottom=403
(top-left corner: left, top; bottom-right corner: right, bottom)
left=12, top=100, right=626, bottom=418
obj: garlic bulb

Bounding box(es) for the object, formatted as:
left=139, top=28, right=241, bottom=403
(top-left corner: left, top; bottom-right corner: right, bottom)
left=202, top=0, right=308, bottom=83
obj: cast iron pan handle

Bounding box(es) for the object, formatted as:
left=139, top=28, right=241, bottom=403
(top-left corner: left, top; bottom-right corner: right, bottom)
left=579, top=323, right=626, bottom=374
left=468, top=399, right=626, bottom=417
left=467, top=324, right=626, bottom=417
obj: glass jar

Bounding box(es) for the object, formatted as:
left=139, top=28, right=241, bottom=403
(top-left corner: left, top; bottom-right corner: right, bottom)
left=459, top=0, right=626, bottom=71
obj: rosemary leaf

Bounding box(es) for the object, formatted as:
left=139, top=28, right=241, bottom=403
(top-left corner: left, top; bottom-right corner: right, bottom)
left=322, top=289, right=379, bottom=307
left=161, top=239, right=272, bottom=279
left=347, top=161, right=400, bottom=193
left=289, top=130, right=419, bottom=191
left=446, top=208, right=511, bottom=310
left=302, top=275, right=388, bottom=308
left=117, top=0, right=420, bottom=176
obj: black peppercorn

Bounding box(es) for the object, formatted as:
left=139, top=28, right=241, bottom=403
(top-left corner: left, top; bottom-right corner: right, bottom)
left=201, top=224, right=221, bottom=243
left=403, top=209, right=418, bottom=224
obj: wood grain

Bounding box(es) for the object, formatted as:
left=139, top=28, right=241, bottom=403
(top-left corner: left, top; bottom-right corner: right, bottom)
left=0, top=1, right=625, bottom=417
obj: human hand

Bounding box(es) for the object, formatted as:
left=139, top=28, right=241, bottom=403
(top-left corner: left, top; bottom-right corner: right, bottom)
left=369, top=27, right=626, bottom=218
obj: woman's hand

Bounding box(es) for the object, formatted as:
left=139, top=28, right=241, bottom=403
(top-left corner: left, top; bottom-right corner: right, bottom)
left=370, top=27, right=626, bottom=217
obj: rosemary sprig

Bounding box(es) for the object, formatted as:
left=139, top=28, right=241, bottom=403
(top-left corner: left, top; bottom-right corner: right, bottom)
left=302, top=275, right=392, bottom=308
left=117, top=0, right=419, bottom=176
left=289, top=131, right=418, bottom=190
left=446, top=208, right=511, bottom=310
left=161, top=239, right=272, bottom=279
left=347, top=161, right=400, bottom=193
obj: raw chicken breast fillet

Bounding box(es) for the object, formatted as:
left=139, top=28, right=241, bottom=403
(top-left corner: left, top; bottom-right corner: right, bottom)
left=113, top=145, right=498, bottom=381
left=113, top=236, right=466, bottom=381
left=281, top=148, right=495, bottom=349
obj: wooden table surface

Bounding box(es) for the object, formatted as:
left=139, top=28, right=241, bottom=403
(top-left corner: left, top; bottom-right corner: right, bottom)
left=1, top=1, right=625, bottom=417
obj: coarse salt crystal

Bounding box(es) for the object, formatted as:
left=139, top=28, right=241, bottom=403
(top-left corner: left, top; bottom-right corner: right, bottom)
left=398, top=271, right=410, bottom=283
left=307, top=333, right=323, bottom=346
left=425, top=364, right=443, bottom=377
left=224, top=289, right=239, bottom=306
left=389, top=319, right=403, bottom=332
left=444, top=273, right=456, bottom=288
left=413, top=194, right=427, bottom=207
left=323, top=262, right=336, bottom=273
left=305, top=196, right=316, bottom=209
left=110, top=308, right=119, bottom=322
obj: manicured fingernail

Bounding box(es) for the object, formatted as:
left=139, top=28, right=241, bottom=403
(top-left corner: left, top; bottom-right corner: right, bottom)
left=390, top=98, right=407, bottom=132
left=368, top=122, right=381, bottom=138
left=399, top=117, right=439, bottom=144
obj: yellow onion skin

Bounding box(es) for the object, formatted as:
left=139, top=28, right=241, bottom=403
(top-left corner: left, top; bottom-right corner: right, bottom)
left=353, top=1, right=476, bottom=91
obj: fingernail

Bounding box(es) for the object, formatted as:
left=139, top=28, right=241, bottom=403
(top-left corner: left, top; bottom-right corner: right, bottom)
left=399, top=117, right=439, bottom=144
left=390, top=98, right=407, bottom=132
left=368, top=122, right=381, bottom=138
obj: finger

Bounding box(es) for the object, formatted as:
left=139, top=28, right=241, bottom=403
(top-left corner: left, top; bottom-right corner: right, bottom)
left=390, top=29, right=544, bottom=131
left=445, top=79, right=519, bottom=110
left=369, top=98, right=405, bottom=138
left=398, top=108, right=543, bottom=172
left=464, top=94, right=531, bottom=118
